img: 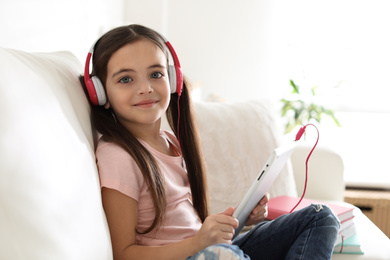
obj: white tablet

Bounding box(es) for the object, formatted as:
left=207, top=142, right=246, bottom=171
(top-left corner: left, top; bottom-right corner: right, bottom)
left=232, top=142, right=296, bottom=238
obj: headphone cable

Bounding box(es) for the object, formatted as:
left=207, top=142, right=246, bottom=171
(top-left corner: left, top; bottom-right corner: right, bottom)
left=289, top=124, right=319, bottom=213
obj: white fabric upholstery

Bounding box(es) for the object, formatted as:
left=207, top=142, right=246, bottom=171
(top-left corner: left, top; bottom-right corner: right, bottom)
left=193, top=101, right=298, bottom=214
left=0, top=48, right=112, bottom=260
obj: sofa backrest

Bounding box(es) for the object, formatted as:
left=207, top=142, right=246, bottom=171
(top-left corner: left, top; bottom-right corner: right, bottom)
left=0, top=48, right=112, bottom=260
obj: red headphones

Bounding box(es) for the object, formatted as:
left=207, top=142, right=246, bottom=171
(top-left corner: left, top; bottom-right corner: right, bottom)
left=83, top=36, right=183, bottom=106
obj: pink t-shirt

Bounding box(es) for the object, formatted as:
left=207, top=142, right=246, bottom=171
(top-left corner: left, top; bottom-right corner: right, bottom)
left=96, top=131, right=202, bottom=246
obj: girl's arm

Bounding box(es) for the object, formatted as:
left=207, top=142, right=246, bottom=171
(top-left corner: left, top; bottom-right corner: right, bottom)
left=102, top=188, right=238, bottom=260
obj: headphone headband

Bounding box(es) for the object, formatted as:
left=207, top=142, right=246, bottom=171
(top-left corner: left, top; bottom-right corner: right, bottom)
left=165, top=40, right=183, bottom=96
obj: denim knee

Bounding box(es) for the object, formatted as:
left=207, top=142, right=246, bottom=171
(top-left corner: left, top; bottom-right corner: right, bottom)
left=311, top=203, right=340, bottom=228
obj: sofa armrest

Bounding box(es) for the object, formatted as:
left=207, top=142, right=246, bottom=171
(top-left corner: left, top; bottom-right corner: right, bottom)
left=291, top=143, right=345, bottom=202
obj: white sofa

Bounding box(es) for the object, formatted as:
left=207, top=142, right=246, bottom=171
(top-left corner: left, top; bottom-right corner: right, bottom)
left=0, top=47, right=389, bottom=259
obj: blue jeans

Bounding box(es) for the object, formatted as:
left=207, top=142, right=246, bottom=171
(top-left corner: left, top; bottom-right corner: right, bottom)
left=186, top=204, right=340, bottom=260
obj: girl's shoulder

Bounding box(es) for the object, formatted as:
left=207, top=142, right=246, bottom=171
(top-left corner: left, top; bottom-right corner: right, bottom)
left=96, top=136, right=117, bottom=151
left=95, top=136, right=128, bottom=159
left=96, top=136, right=145, bottom=199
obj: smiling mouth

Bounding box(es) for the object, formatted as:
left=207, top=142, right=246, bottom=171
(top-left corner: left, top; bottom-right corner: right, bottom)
left=134, top=100, right=158, bottom=107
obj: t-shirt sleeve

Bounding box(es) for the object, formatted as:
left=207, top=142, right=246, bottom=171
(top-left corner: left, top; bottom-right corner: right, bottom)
left=96, top=142, right=144, bottom=201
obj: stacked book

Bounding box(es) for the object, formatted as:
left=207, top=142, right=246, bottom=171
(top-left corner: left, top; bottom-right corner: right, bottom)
left=267, top=196, right=363, bottom=255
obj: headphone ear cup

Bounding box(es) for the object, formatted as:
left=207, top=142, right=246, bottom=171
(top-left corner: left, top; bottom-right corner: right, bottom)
left=175, top=65, right=183, bottom=96
left=91, top=76, right=107, bottom=106
left=168, top=65, right=183, bottom=96
left=168, top=65, right=177, bottom=94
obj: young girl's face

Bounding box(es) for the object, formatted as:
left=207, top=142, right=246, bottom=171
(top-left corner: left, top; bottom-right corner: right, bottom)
left=104, top=38, right=171, bottom=133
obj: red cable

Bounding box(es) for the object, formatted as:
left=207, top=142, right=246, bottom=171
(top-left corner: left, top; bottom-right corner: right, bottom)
left=176, top=95, right=182, bottom=152
left=289, top=124, right=319, bottom=213
left=339, top=231, right=344, bottom=253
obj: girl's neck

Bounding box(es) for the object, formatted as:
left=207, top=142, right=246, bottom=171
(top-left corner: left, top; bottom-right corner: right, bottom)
left=128, top=123, right=160, bottom=143
left=123, top=120, right=176, bottom=156
left=142, top=131, right=177, bottom=157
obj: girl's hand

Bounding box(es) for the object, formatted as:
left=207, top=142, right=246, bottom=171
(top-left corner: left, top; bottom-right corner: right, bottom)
left=246, top=193, right=270, bottom=226
left=194, top=207, right=239, bottom=250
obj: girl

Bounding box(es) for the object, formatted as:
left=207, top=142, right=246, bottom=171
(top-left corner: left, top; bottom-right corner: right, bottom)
left=80, top=24, right=340, bottom=260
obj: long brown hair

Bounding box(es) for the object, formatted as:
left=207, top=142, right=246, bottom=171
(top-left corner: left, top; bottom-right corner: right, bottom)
left=79, top=24, right=209, bottom=234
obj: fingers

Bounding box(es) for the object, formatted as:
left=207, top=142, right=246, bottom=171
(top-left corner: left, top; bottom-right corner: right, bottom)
left=259, top=192, right=270, bottom=206
left=250, top=204, right=267, bottom=219
left=215, top=222, right=235, bottom=241
left=248, top=194, right=269, bottom=216
left=217, top=211, right=239, bottom=228
left=198, top=213, right=237, bottom=247
left=246, top=194, right=270, bottom=226
left=217, top=208, right=239, bottom=242
left=222, top=206, right=235, bottom=217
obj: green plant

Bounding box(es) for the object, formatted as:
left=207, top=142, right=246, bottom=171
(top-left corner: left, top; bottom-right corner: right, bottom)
left=281, top=79, right=341, bottom=134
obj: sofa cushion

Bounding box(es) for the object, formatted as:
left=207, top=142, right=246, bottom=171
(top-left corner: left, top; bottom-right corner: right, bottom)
left=194, top=101, right=298, bottom=214
left=0, top=48, right=112, bottom=260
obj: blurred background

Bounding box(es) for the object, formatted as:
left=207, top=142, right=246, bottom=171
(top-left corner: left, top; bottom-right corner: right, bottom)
left=1, top=0, right=389, bottom=190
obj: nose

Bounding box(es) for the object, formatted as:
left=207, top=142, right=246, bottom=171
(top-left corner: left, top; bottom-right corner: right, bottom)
left=138, top=79, right=153, bottom=95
